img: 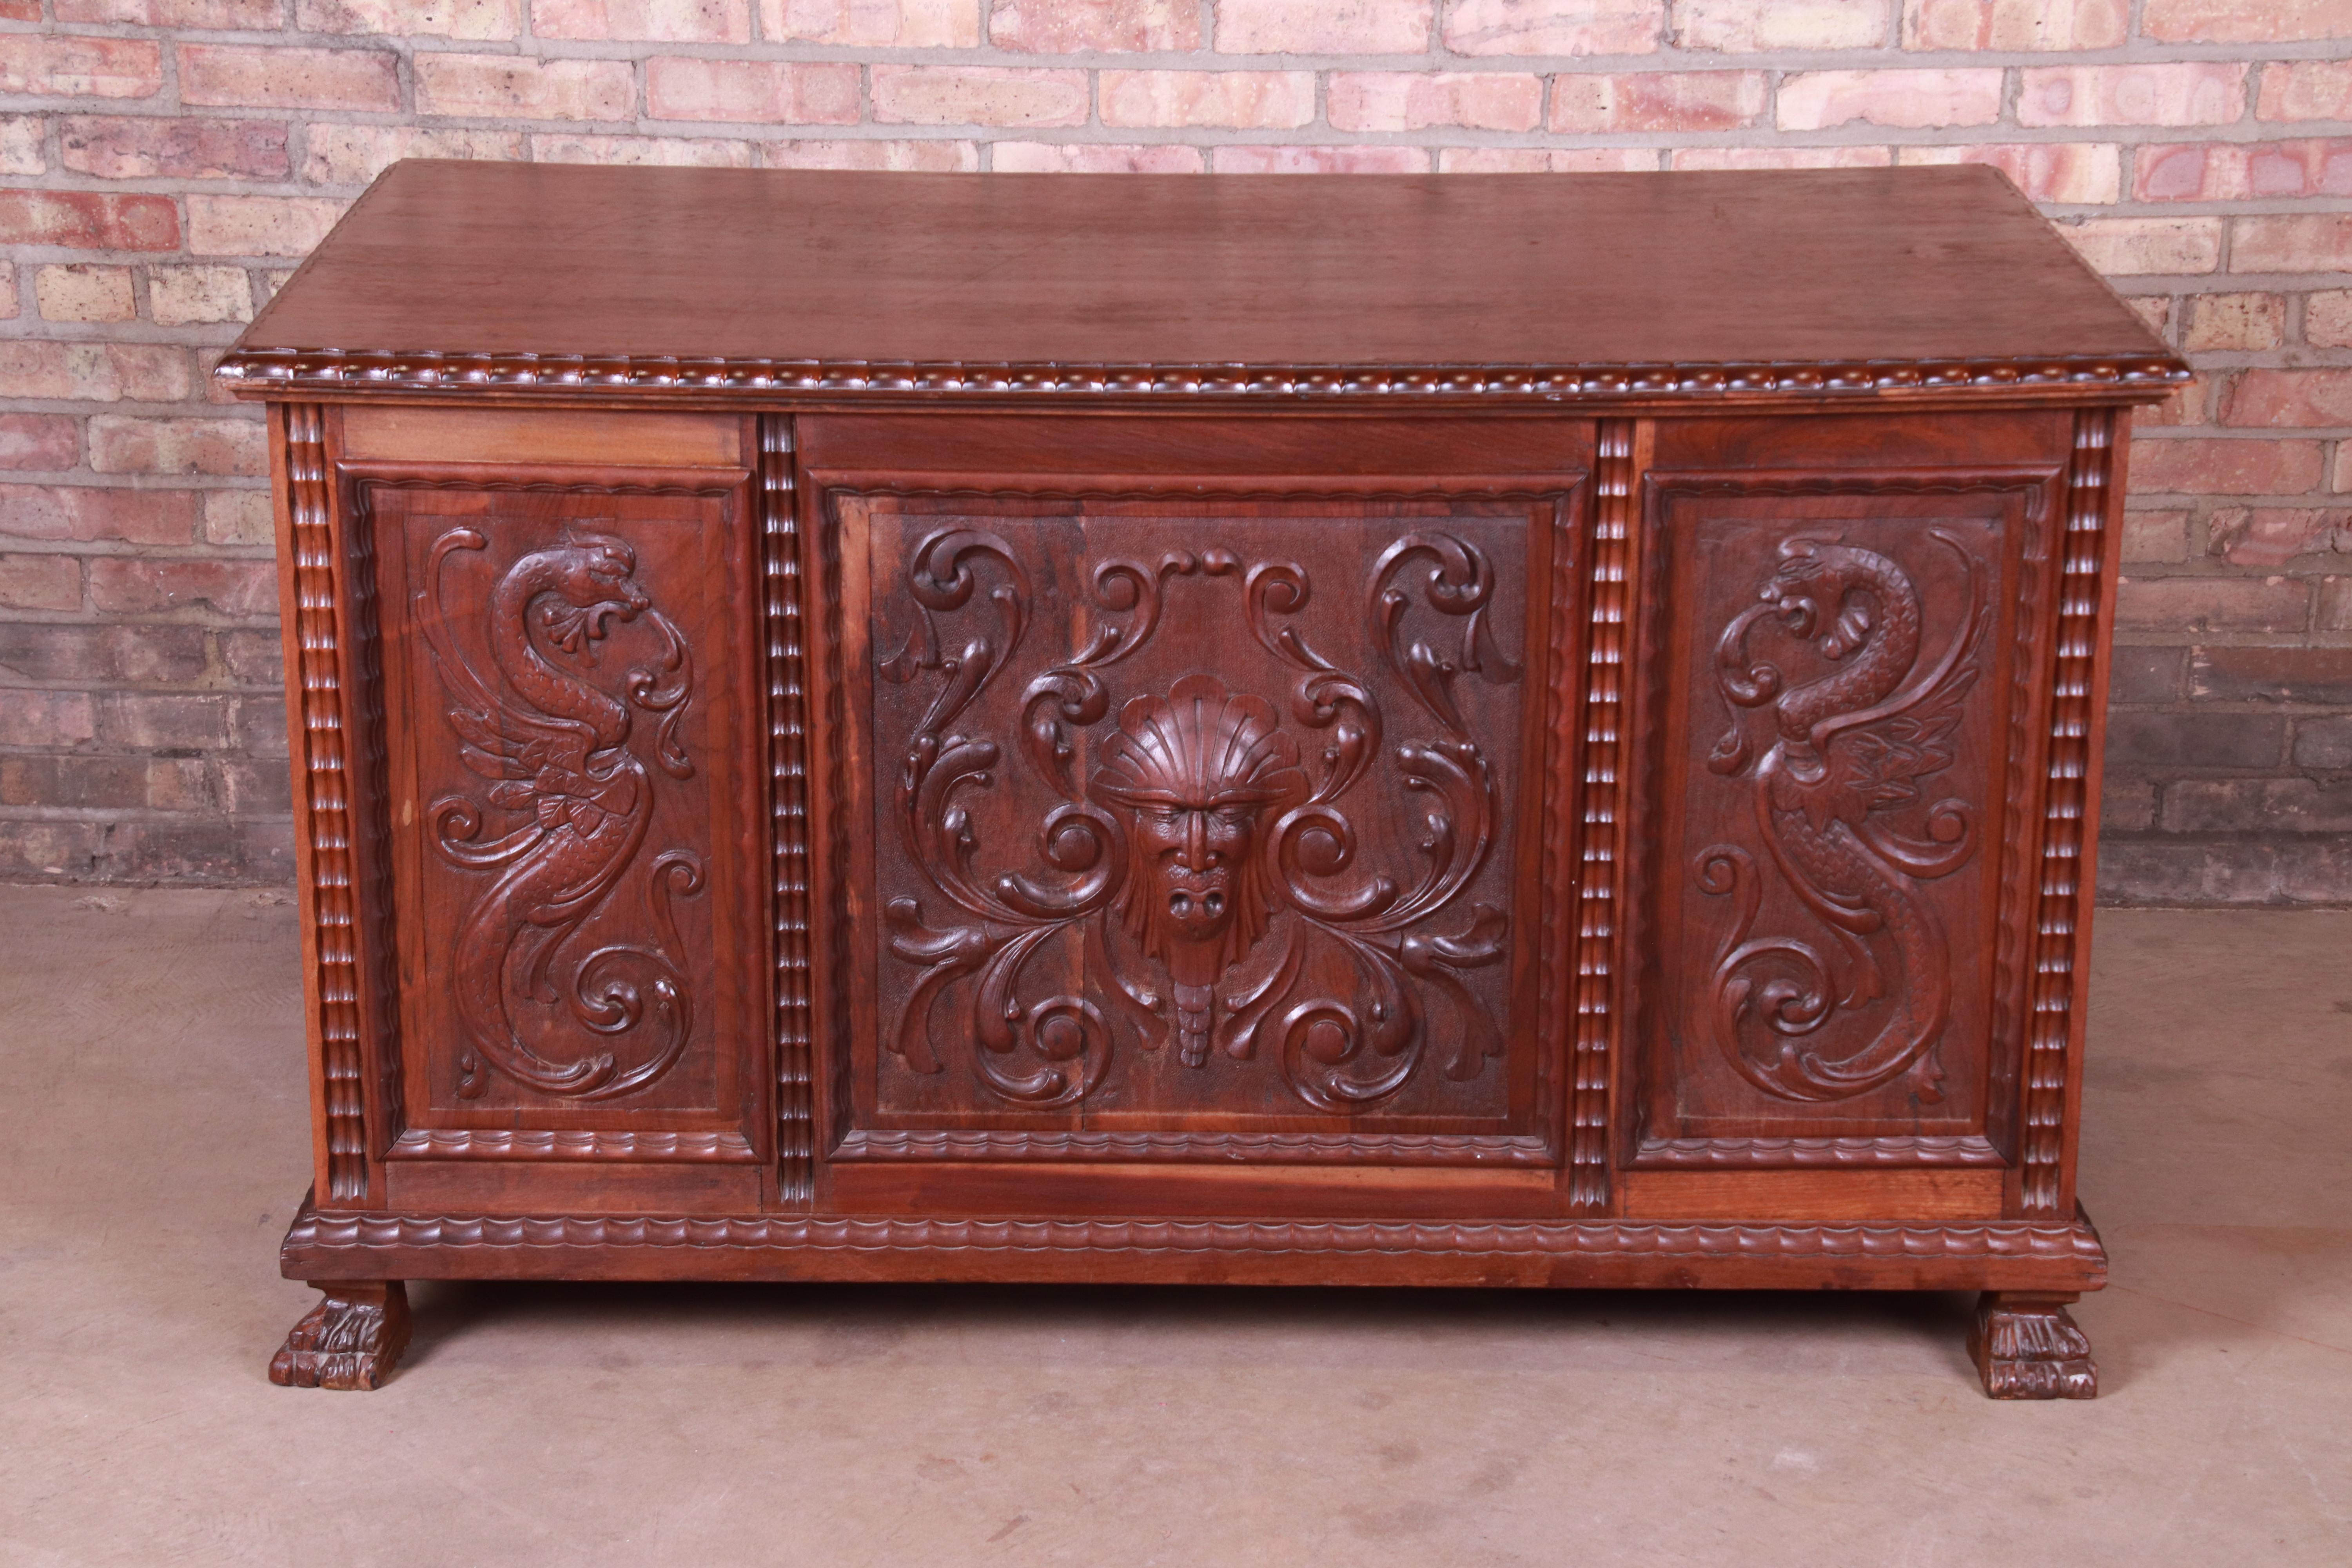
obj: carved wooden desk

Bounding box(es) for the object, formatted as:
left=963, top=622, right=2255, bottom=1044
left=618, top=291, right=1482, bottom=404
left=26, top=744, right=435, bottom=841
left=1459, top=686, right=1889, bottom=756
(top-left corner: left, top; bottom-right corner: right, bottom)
left=222, top=162, right=2187, bottom=1396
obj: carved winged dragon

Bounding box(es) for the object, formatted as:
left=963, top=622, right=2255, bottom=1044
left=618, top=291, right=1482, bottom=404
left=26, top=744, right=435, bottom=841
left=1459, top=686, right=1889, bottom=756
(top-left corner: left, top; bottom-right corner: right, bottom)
left=1700, top=530, right=1991, bottom=1103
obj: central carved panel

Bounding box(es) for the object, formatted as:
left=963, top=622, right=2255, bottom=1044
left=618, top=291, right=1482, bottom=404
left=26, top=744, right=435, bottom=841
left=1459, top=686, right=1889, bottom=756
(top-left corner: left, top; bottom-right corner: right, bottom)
left=852, top=500, right=1541, bottom=1130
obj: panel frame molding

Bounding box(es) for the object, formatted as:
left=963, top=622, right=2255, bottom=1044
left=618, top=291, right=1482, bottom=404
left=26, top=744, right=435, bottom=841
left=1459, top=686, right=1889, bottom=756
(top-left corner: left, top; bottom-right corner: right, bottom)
left=797, top=466, right=1595, bottom=1173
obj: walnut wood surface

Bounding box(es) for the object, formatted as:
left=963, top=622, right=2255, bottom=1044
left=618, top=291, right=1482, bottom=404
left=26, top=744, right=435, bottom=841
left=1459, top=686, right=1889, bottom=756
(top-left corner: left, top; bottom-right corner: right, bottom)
left=219, top=164, right=2184, bottom=406
left=257, top=165, right=2142, bottom=1395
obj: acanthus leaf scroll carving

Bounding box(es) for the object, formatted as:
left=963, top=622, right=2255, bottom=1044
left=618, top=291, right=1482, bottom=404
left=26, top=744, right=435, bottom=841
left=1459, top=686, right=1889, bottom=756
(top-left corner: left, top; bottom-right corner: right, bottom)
left=882, top=524, right=1517, bottom=1115
left=1696, top=531, right=1991, bottom=1104
left=419, top=524, right=704, bottom=1102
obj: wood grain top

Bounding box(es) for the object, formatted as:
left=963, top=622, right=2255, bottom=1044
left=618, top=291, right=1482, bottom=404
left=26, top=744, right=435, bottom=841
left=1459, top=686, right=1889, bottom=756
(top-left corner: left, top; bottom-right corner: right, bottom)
left=220, top=160, right=2186, bottom=404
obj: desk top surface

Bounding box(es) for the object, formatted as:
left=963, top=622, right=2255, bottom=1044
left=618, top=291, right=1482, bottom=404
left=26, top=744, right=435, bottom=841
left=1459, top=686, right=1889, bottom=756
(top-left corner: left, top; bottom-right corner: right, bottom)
left=223, top=160, right=2185, bottom=401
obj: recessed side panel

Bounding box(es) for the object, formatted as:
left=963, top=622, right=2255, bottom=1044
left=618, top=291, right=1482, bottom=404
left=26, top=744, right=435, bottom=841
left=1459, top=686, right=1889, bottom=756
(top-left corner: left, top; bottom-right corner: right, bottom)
left=355, top=450, right=768, bottom=1182
left=1626, top=413, right=2071, bottom=1170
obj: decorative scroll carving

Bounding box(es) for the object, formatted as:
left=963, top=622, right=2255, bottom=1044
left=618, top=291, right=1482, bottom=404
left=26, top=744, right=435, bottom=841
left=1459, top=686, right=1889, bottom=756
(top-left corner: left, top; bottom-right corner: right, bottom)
left=881, top=526, right=1515, bottom=1115
left=269, top=1281, right=410, bottom=1391
left=417, top=524, right=703, bottom=1101
left=1696, top=531, right=1991, bottom=1104
left=762, top=417, right=814, bottom=1205
left=1970, top=1292, right=2097, bottom=1399
left=2021, top=411, right=2115, bottom=1215
left=287, top=404, right=375, bottom=1205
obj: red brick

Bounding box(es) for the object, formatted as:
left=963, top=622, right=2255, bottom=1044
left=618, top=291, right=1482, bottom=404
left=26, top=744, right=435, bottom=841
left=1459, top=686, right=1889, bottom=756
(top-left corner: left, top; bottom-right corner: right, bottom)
left=2115, top=575, right=2310, bottom=633
left=87, top=416, right=266, bottom=477
left=2189, top=645, right=2352, bottom=704
left=1896, top=143, right=2120, bottom=204
left=2223, top=370, right=2352, bottom=429
left=0, top=552, right=81, bottom=611
left=2136, top=140, right=2352, bottom=203
left=531, top=134, right=752, bottom=168
left=2182, top=293, right=2285, bottom=353
left=416, top=55, right=636, bottom=121
left=760, top=139, right=979, bottom=171
left=992, top=0, right=1202, bottom=50
left=0, top=190, right=178, bottom=251
left=95, top=693, right=232, bottom=751
left=2320, top=575, right=2352, bottom=631
left=202, top=489, right=272, bottom=546
left=2134, top=376, right=2210, bottom=428
left=87, top=556, right=278, bottom=617
left=34, top=264, right=135, bottom=324
left=2058, top=217, right=2221, bottom=275
left=0, top=35, right=162, bottom=100
left=1441, top=147, right=1659, bottom=171
left=1667, top=146, right=1895, bottom=171
left=2258, top=61, right=2352, bottom=123
left=2120, top=508, right=2190, bottom=564
left=1101, top=71, right=1313, bottom=130
left=0, top=755, right=217, bottom=814
left=1445, top=0, right=1661, bottom=54
left=0, top=622, right=204, bottom=683
left=1327, top=73, right=1543, bottom=133
left=0, top=1, right=32, bottom=17
left=1901, top=0, right=2125, bottom=49
left=296, top=0, right=519, bottom=35
left=646, top=58, right=860, bottom=124
left=992, top=143, right=1207, bottom=173
left=516, top=0, right=729, bottom=40
left=0, top=115, right=38, bottom=176
left=1215, top=0, right=1434, bottom=52
left=56, top=116, right=290, bottom=182
left=2231, top=214, right=2352, bottom=273
left=760, top=0, right=980, bottom=45
left=220, top=628, right=283, bottom=684
left=0, top=415, right=80, bottom=471
left=302, top=126, right=525, bottom=186
left=2144, top=0, right=2352, bottom=43
left=55, top=0, right=282, bottom=22
left=0, top=343, right=190, bottom=404
left=2207, top=507, right=2344, bottom=566
left=1551, top=71, right=1764, bottom=133
left=180, top=45, right=400, bottom=113
left=1212, top=145, right=1431, bottom=174
left=151, top=266, right=254, bottom=327
left=1777, top=69, right=2002, bottom=132
left=2307, top=289, right=2352, bottom=349
left=2018, top=64, right=2246, bottom=129
left=1673, top=0, right=1891, bottom=50
left=0, top=690, right=96, bottom=748
left=0, top=485, right=200, bottom=545
left=185, top=195, right=346, bottom=259
left=871, top=67, right=1087, bottom=129
left=2130, top=437, right=2325, bottom=495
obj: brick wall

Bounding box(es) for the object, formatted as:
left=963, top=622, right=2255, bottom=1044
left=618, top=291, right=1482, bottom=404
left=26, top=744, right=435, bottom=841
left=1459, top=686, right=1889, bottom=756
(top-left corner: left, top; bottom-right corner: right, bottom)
left=0, top=1, right=2347, bottom=900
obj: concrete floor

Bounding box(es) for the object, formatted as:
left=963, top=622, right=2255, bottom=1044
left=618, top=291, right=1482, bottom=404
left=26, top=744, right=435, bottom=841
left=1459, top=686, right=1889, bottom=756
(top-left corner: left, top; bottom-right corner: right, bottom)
left=0, top=887, right=2345, bottom=1566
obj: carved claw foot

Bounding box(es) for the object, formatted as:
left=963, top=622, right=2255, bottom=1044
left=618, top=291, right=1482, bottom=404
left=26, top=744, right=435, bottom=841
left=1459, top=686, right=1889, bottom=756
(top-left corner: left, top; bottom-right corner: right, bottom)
left=1970, top=1290, right=2096, bottom=1400
left=269, top=1281, right=411, bottom=1390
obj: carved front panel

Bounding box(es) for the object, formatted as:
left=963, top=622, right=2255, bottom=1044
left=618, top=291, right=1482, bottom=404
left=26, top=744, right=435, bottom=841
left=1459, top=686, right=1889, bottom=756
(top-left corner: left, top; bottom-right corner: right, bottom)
left=831, top=495, right=1573, bottom=1155
left=1633, top=468, right=2056, bottom=1156
left=366, top=477, right=764, bottom=1150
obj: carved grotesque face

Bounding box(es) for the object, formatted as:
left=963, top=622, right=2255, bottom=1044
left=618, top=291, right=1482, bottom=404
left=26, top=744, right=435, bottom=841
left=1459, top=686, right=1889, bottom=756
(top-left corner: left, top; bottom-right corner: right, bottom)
left=1091, top=674, right=1305, bottom=982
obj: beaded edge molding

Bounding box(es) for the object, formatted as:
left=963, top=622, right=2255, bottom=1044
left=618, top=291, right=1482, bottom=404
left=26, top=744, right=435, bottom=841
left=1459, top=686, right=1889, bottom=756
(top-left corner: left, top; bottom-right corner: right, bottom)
left=283, top=1205, right=2109, bottom=1263
left=216, top=349, right=2191, bottom=401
